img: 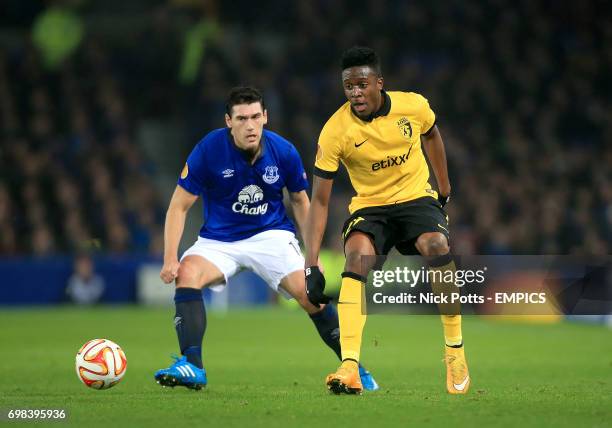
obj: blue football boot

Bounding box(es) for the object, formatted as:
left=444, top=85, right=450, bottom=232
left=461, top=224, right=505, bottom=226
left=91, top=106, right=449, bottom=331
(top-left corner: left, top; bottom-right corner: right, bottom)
left=359, top=365, right=380, bottom=391
left=154, top=355, right=207, bottom=390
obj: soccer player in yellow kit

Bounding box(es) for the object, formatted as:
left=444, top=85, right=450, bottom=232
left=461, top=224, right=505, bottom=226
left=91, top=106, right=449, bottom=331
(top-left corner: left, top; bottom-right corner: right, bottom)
left=304, top=46, right=470, bottom=395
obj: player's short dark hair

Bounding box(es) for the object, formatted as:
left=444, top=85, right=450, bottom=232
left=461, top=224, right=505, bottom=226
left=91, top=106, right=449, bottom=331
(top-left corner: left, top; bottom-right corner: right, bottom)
left=341, top=46, right=382, bottom=76
left=225, top=86, right=265, bottom=116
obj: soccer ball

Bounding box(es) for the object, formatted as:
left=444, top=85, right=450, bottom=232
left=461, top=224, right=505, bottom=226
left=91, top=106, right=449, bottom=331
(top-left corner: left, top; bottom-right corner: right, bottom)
left=75, top=339, right=127, bottom=389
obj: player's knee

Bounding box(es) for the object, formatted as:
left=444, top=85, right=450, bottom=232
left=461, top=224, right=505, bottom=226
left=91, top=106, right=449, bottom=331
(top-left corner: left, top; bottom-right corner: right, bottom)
left=344, top=250, right=369, bottom=276
left=290, top=284, right=318, bottom=313
left=296, top=292, right=318, bottom=314
left=417, top=234, right=449, bottom=257
left=176, top=262, right=202, bottom=288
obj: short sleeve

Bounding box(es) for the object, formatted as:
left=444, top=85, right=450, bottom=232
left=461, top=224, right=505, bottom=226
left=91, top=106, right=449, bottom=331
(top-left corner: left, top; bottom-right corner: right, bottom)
left=314, top=123, right=342, bottom=179
left=177, top=142, right=207, bottom=195
left=418, top=94, right=437, bottom=136
left=283, top=144, right=309, bottom=192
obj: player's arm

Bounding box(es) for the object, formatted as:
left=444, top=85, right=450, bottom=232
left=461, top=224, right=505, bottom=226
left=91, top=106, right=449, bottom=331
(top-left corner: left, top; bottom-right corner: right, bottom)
left=421, top=125, right=451, bottom=204
left=288, top=190, right=310, bottom=241
left=305, top=122, right=340, bottom=305
left=304, top=176, right=333, bottom=266
left=304, top=175, right=334, bottom=306
left=289, top=189, right=325, bottom=272
left=160, top=186, right=198, bottom=284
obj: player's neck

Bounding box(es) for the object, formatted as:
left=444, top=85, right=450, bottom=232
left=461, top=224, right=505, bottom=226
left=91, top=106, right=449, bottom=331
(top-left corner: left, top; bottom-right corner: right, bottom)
left=236, top=142, right=262, bottom=165
left=372, top=90, right=387, bottom=115
left=374, top=92, right=383, bottom=112
left=229, top=132, right=263, bottom=164
left=244, top=145, right=262, bottom=164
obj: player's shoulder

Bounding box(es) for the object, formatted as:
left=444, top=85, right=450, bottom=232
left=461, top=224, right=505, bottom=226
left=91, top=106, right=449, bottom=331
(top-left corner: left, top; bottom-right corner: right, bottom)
left=388, top=91, right=434, bottom=119
left=388, top=90, right=430, bottom=107
left=320, top=102, right=352, bottom=138
left=263, top=128, right=291, bottom=147
left=263, top=129, right=302, bottom=160
left=263, top=129, right=297, bottom=151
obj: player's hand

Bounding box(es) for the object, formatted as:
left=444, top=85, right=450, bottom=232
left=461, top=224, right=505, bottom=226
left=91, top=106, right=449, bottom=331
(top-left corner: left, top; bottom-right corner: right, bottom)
left=305, top=266, right=331, bottom=307
left=438, top=193, right=450, bottom=207
left=160, top=259, right=180, bottom=284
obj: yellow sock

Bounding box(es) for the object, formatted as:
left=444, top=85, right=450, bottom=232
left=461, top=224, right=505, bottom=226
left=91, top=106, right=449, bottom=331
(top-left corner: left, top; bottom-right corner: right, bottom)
left=428, top=258, right=463, bottom=346
left=338, top=275, right=367, bottom=362
left=441, top=315, right=462, bottom=346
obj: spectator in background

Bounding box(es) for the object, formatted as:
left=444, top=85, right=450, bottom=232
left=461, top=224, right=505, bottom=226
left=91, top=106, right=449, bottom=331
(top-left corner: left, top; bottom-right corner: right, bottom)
left=0, top=183, right=17, bottom=254
left=0, top=1, right=609, bottom=257
left=31, top=3, right=83, bottom=71
left=66, top=253, right=105, bottom=305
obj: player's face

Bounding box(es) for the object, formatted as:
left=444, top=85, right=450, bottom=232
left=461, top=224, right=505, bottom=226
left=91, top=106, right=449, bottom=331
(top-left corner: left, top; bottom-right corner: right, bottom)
left=342, top=66, right=384, bottom=119
left=225, top=102, right=268, bottom=152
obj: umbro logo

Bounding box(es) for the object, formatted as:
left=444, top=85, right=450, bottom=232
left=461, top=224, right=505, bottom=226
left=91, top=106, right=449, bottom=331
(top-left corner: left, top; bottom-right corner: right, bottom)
left=355, top=138, right=368, bottom=148
left=222, top=169, right=234, bottom=178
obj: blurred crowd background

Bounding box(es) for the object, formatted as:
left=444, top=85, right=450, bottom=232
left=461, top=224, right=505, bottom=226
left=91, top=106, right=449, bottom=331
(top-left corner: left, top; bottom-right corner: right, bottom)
left=1, top=0, right=610, bottom=258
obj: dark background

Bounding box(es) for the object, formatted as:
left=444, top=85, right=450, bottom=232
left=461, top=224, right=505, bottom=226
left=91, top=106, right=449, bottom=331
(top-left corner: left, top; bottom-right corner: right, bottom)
left=0, top=0, right=610, bottom=258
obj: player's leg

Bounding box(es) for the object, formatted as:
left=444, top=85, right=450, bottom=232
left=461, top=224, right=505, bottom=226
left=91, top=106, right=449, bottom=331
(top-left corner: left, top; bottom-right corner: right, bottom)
left=339, top=232, right=376, bottom=362
left=279, top=270, right=342, bottom=358
left=325, top=231, right=379, bottom=394
left=173, top=255, right=224, bottom=369
left=415, top=232, right=462, bottom=346
left=392, top=197, right=470, bottom=394
left=278, top=270, right=379, bottom=391
left=415, top=231, right=470, bottom=394
left=324, top=208, right=392, bottom=394
left=243, top=231, right=345, bottom=360
left=242, top=228, right=382, bottom=394
left=156, top=240, right=238, bottom=390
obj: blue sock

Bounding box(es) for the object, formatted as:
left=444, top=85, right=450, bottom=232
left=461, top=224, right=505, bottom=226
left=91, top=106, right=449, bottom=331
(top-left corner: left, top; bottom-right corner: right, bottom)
left=309, top=304, right=343, bottom=361
left=174, top=288, right=206, bottom=369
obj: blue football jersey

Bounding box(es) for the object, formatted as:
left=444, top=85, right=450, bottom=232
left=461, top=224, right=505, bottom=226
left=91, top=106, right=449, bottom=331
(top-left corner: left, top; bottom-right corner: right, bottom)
left=178, top=128, right=309, bottom=242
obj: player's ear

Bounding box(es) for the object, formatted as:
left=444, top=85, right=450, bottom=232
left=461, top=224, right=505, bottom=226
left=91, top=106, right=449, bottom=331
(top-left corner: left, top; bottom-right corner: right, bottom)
left=377, top=76, right=384, bottom=90
left=262, top=109, right=268, bottom=125
left=225, top=113, right=232, bottom=128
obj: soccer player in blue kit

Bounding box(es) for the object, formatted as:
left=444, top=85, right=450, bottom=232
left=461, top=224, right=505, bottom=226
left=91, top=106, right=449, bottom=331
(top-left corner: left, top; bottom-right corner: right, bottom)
left=154, top=86, right=378, bottom=391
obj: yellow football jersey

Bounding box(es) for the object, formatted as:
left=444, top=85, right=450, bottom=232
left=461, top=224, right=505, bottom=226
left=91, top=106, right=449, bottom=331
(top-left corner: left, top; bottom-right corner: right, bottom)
left=315, top=90, right=438, bottom=213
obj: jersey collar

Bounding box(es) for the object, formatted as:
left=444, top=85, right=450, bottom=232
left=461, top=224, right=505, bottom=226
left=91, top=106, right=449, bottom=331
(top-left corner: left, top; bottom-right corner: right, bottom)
left=352, top=90, right=391, bottom=122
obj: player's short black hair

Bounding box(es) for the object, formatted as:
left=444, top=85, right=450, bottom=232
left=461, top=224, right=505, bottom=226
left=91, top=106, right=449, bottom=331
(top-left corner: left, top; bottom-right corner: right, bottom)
left=225, top=86, right=265, bottom=116
left=341, top=46, right=382, bottom=76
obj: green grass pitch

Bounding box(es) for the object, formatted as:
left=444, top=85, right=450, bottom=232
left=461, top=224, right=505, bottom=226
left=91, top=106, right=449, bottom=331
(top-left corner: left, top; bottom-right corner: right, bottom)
left=0, top=307, right=610, bottom=427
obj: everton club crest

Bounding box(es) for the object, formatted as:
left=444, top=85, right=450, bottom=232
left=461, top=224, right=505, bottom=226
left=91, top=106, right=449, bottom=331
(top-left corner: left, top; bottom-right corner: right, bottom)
left=262, top=166, right=280, bottom=184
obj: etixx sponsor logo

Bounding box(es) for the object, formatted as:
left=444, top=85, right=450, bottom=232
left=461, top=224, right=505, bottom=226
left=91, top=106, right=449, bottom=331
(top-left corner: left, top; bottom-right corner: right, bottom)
left=371, top=146, right=412, bottom=171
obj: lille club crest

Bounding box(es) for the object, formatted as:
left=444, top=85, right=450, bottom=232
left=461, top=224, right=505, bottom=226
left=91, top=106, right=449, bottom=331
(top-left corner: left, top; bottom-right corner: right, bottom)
left=396, top=117, right=413, bottom=139
left=262, top=166, right=280, bottom=184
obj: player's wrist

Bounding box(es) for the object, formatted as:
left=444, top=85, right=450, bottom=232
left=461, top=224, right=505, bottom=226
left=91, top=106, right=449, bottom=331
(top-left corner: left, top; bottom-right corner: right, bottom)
left=305, top=266, right=321, bottom=276
left=438, top=193, right=451, bottom=207
left=438, top=186, right=451, bottom=198
left=163, top=255, right=179, bottom=265
left=305, top=254, right=319, bottom=267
